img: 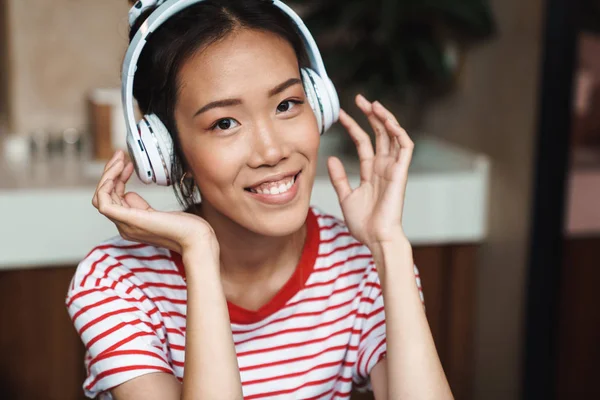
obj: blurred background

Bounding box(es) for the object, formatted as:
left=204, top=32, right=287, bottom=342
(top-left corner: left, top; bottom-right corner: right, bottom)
left=0, top=0, right=598, bottom=399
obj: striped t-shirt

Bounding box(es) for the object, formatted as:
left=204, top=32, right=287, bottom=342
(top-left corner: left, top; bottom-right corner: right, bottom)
left=66, top=206, right=423, bottom=399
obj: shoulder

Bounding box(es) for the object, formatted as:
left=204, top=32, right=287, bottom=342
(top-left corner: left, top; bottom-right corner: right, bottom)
left=67, top=236, right=177, bottom=295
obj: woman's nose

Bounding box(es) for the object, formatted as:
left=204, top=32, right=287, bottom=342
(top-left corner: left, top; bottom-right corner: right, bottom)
left=248, top=121, right=291, bottom=167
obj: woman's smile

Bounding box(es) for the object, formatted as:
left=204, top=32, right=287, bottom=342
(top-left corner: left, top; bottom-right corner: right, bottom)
left=244, top=171, right=302, bottom=205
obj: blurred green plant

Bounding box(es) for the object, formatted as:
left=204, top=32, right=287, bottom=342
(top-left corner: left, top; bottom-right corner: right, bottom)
left=297, top=0, right=496, bottom=104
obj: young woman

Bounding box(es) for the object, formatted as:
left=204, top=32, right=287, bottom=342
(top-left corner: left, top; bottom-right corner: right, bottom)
left=66, top=0, right=452, bottom=399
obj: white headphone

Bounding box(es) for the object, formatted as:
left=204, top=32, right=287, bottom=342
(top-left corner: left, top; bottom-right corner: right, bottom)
left=122, top=0, right=340, bottom=186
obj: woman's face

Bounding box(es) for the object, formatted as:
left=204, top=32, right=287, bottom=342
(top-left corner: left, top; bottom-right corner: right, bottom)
left=174, top=28, right=320, bottom=236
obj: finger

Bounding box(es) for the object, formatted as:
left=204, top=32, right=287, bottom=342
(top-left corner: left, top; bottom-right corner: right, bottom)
left=356, top=94, right=389, bottom=156
left=338, top=109, right=373, bottom=183
left=372, top=101, right=402, bottom=155
left=97, top=179, right=134, bottom=223
left=97, top=179, right=117, bottom=213
left=103, top=150, right=124, bottom=172
left=111, top=190, right=123, bottom=207
left=327, top=156, right=352, bottom=202
left=115, top=161, right=135, bottom=198
left=124, top=192, right=154, bottom=212
left=94, top=159, right=125, bottom=207
left=385, top=118, right=414, bottom=169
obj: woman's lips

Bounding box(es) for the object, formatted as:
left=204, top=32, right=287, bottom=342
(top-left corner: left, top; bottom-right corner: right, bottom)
left=245, top=172, right=301, bottom=205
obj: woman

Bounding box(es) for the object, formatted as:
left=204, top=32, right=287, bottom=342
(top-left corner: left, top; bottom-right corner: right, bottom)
left=66, top=0, right=452, bottom=399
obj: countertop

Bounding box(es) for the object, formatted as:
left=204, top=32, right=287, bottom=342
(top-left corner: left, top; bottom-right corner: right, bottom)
left=0, top=136, right=490, bottom=269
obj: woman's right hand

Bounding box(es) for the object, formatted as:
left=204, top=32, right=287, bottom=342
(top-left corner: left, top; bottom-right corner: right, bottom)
left=92, top=150, right=218, bottom=258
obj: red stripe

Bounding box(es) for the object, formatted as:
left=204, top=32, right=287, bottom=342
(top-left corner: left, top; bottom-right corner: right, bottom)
left=169, top=343, right=185, bottom=351
left=306, top=387, right=338, bottom=400
left=171, top=359, right=185, bottom=367
left=94, top=243, right=151, bottom=251
left=364, top=281, right=381, bottom=291
left=306, top=386, right=354, bottom=400
left=362, top=314, right=385, bottom=340
left=243, top=360, right=353, bottom=386
left=304, top=387, right=335, bottom=400
left=78, top=307, right=139, bottom=335
left=85, top=364, right=172, bottom=391
left=319, top=221, right=345, bottom=231
left=314, top=254, right=372, bottom=273
left=232, top=283, right=360, bottom=335
left=128, top=267, right=181, bottom=275
left=355, top=322, right=385, bottom=375
left=137, top=282, right=187, bottom=291
left=87, top=349, right=169, bottom=371
left=72, top=296, right=121, bottom=323
left=305, top=268, right=367, bottom=290
left=330, top=390, right=352, bottom=399
left=363, top=337, right=386, bottom=377
left=86, top=318, right=158, bottom=350
left=95, top=262, right=121, bottom=286
left=235, top=299, right=354, bottom=338
left=116, top=254, right=173, bottom=262
left=98, top=332, right=158, bottom=361
left=82, top=243, right=149, bottom=263
left=151, top=296, right=187, bottom=305
left=318, top=242, right=363, bottom=257
left=239, top=344, right=357, bottom=372
left=67, top=287, right=111, bottom=308
left=317, top=214, right=339, bottom=222
left=244, top=374, right=352, bottom=399
left=286, top=283, right=360, bottom=308
left=80, top=253, right=109, bottom=287
left=321, top=231, right=352, bottom=244
left=165, top=327, right=185, bottom=337
left=234, top=298, right=362, bottom=346
left=237, top=326, right=361, bottom=357
left=163, top=310, right=187, bottom=319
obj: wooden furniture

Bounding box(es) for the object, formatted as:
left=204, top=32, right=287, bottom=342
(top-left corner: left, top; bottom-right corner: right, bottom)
left=555, top=236, right=600, bottom=400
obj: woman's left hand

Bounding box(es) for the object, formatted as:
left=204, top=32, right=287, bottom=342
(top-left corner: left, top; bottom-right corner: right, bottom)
left=327, top=94, right=414, bottom=250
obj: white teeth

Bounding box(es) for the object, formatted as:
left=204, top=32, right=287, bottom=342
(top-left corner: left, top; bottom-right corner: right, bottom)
left=249, top=175, right=297, bottom=195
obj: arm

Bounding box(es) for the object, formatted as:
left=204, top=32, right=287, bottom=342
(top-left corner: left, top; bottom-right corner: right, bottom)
left=111, top=246, right=242, bottom=400
left=327, top=95, right=453, bottom=399
left=180, top=247, right=243, bottom=399
left=89, top=151, right=242, bottom=399
left=369, top=237, right=452, bottom=400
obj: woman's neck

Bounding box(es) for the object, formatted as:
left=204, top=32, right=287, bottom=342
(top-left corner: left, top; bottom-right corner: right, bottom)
left=193, top=202, right=307, bottom=286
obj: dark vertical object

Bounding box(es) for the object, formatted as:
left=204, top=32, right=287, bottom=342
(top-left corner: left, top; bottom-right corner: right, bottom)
left=523, top=0, right=577, bottom=399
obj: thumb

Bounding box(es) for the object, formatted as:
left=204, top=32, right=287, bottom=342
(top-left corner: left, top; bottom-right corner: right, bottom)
left=327, top=156, right=352, bottom=203
left=123, top=192, right=154, bottom=211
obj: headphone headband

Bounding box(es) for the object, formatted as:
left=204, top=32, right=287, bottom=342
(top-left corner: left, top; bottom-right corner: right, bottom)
left=122, top=0, right=332, bottom=138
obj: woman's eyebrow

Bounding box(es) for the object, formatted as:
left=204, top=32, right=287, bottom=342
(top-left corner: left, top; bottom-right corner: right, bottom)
left=193, top=78, right=302, bottom=118
left=268, top=77, right=302, bottom=97
left=194, top=98, right=242, bottom=118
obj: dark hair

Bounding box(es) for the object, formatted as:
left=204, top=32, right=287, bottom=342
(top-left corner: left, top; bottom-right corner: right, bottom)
left=128, top=0, right=310, bottom=212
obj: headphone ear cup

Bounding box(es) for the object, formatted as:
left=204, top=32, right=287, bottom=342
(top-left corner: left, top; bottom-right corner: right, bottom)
left=301, top=68, right=323, bottom=133
left=138, top=114, right=174, bottom=186
left=144, top=114, right=173, bottom=186
left=301, top=68, right=335, bottom=134
left=126, top=124, right=154, bottom=184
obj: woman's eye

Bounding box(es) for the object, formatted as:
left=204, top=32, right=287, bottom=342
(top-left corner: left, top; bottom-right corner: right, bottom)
left=277, top=100, right=303, bottom=114
left=210, top=118, right=239, bottom=131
